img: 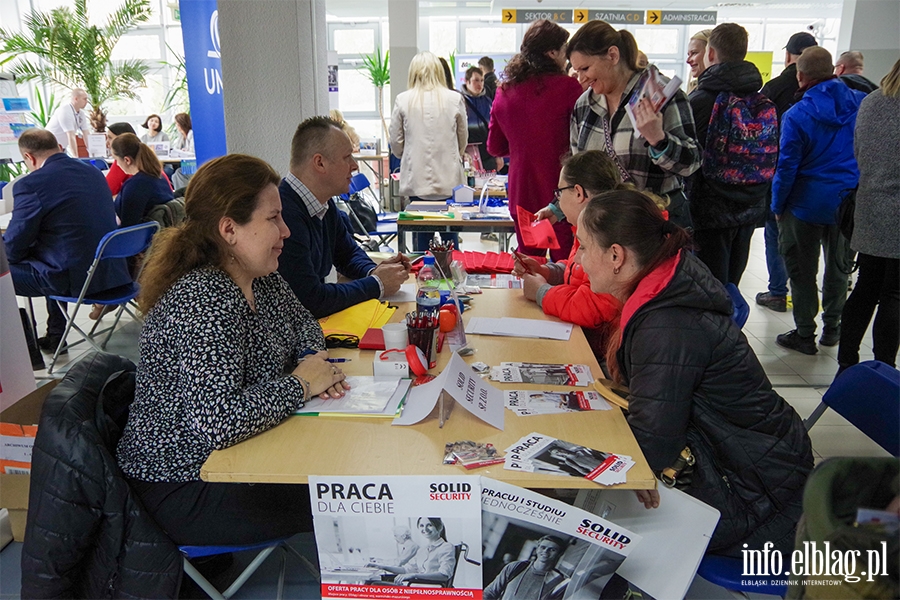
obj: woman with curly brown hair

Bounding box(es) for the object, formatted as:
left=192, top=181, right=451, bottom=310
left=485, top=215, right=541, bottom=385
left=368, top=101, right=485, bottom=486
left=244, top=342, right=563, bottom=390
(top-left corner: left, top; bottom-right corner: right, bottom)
left=117, top=154, right=349, bottom=545
left=487, top=19, right=583, bottom=261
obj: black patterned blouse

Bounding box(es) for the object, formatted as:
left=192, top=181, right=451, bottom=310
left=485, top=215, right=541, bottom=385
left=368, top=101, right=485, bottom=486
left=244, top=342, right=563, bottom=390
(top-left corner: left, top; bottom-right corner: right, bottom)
left=117, top=267, right=326, bottom=482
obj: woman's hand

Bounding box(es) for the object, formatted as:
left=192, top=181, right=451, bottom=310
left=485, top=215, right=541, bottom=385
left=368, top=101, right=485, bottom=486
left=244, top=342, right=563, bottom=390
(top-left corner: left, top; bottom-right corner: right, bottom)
left=522, top=272, right=547, bottom=302
left=293, top=352, right=350, bottom=399
left=534, top=205, right=559, bottom=224
left=512, top=254, right=550, bottom=279
left=632, top=97, right=666, bottom=147
left=635, top=489, right=660, bottom=509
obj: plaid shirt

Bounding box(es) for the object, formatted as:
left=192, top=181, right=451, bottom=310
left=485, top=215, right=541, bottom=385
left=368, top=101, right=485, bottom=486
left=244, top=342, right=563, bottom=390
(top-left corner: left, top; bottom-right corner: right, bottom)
left=285, top=172, right=329, bottom=220
left=570, top=72, right=700, bottom=196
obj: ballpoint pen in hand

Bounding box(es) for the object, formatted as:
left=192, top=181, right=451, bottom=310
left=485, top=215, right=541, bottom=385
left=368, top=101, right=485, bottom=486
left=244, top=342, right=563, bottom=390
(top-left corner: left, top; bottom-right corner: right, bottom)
left=512, top=250, right=534, bottom=275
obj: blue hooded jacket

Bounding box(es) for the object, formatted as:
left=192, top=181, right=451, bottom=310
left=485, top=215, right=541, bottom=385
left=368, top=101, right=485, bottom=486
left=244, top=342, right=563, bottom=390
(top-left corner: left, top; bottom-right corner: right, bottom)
left=771, top=78, right=866, bottom=224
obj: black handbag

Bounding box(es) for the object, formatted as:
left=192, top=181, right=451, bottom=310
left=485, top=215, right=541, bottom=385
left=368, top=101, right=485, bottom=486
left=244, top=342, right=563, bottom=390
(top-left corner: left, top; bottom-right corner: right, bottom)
left=836, top=186, right=857, bottom=241
left=836, top=187, right=858, bottom=274
left=344, top=190, right=379, bottom=235
left=463, top=95, right=490, bottom=145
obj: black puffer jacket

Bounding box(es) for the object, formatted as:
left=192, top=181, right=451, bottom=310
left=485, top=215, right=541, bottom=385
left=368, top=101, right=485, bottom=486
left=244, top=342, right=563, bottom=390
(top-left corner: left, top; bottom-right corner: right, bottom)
left=21, top=352, right=182, bottom=599
left=688, top=61, right=770, bottom=230
left=762, top=63, right=800, bottom=122
left=617, top=252, right=813, bottom=554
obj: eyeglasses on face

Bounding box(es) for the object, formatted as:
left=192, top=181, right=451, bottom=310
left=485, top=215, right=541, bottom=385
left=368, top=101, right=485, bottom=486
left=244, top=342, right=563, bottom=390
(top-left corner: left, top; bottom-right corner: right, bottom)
left=553, top=185, right=576, bottom=200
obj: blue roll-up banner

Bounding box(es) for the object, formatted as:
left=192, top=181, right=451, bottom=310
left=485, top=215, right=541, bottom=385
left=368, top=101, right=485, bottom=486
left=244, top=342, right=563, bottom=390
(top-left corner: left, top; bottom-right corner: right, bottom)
left=180, top=0, right=227, bottom=165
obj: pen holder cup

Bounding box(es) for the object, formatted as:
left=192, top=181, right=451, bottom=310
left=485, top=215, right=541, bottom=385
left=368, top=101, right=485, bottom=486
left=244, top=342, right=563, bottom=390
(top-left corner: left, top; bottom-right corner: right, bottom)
left=407, top=324, right=437, bottom=365
left=431, top=251, right=452, bottom=279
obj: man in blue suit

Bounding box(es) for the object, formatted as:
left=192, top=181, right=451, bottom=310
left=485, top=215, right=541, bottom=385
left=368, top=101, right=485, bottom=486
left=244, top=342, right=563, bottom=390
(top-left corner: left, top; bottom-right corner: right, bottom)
left=3, top=128, right=131, bottom=352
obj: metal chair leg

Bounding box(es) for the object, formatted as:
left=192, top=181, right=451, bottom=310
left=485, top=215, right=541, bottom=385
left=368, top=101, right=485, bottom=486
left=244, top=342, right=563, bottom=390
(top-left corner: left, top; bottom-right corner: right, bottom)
left=804, top=401, right=829, bottom=430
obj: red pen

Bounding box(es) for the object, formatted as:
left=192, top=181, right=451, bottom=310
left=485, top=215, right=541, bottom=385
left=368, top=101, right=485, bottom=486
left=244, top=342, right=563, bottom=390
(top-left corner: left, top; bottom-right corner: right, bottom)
left=513, top=250, right=534, bottom=275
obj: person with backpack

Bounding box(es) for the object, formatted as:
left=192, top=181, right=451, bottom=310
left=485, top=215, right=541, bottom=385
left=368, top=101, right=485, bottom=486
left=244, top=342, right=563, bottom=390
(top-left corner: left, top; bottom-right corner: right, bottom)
left=688, top=23, right=777, bottom=286
left=772, top=47, right=866, bottom=355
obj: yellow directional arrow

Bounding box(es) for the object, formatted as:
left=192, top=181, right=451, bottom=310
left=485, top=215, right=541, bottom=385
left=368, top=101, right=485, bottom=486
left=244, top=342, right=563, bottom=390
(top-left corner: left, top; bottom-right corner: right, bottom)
left=574, top=9, right=588, bottom=23
left=646, top=10, right=661, bottom=25
left=502, top=9, right=516, bottom=23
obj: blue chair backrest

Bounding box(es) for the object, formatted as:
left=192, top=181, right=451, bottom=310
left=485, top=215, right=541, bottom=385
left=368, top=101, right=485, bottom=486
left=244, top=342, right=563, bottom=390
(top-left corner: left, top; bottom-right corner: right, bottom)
left=349, top=172, right=371, bottom=195
left=80, top=158, right=109, bottom=171
left=94, top=222, right=160, bottom=261
left=724, top=283, right=749, bottom=329
left=824, top=361, right=900, bottom=456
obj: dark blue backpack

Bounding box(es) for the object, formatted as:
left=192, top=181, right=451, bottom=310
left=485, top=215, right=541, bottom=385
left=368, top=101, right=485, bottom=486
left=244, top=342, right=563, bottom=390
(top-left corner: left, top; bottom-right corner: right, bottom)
left=701, top=91, right=778, bottom=185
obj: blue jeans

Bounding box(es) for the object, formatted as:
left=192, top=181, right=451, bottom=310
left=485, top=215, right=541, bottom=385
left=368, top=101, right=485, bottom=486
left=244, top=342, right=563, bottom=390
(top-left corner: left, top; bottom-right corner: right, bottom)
left=765, top=211, right=788, bottom=296
left=9, top=262, right=67, bottom=336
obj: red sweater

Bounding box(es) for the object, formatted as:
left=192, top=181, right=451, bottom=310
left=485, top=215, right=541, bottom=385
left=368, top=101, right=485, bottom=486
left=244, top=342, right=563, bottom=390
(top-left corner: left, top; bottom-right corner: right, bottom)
left=106, top=162, right=173, bottom=196
left=487, top=74, right=583, bottom=260
left=541, top=233, right=621, bottom=329
left=106, top=161, right=130, bottom=195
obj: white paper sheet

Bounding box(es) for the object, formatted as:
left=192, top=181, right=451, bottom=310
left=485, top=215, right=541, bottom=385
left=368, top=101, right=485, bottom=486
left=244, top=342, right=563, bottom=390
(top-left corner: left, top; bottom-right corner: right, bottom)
left=383, top=283, right=416, bottom=303
left=465, top=316, right=572, bottom=341
left=575, top=485, right=720, bottom=600
left=392, top=352, right=504, bottom=429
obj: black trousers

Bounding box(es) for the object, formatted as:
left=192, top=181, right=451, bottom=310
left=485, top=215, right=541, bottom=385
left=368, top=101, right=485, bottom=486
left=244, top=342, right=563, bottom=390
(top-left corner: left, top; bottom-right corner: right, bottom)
left=130, top=479, right=313, bottom=546
left=838, top=253, right=900, bottom=368
left=693, top=224, right=756, bottom=286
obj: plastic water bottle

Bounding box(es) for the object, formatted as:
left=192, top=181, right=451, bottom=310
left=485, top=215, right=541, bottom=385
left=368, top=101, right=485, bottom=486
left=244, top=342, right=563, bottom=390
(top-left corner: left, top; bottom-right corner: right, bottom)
left=416, top=256, right=441, bottom=315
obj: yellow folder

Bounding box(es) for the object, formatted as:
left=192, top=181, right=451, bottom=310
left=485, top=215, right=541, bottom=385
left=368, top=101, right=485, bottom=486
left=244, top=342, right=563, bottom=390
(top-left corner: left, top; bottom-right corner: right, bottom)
left=318, top=299, right=396, bottom=338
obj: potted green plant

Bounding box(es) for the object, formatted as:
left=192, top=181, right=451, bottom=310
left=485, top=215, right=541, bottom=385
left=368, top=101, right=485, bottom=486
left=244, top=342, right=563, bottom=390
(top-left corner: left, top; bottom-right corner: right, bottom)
left=359, top=47, right=390, bottom=147
left=29, top=87, right=60, bottom=128
left=0, top=0, right=153, bottom=132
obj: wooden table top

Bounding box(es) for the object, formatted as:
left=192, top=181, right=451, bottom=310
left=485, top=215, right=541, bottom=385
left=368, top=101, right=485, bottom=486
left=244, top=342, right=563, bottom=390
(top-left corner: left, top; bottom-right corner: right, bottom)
left=200, top=287, right=654, bottom=490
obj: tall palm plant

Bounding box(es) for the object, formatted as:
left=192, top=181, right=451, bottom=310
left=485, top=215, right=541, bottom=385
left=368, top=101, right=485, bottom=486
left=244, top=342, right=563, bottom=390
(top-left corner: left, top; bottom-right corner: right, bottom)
left=0, top=0, right=152, bottom=132
left=359, top=47, right=390, bottom=146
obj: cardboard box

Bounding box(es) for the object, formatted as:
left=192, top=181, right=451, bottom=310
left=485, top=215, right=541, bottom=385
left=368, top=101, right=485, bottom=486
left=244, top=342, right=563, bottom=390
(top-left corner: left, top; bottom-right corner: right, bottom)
left=0, top=380, right=57, bottom=541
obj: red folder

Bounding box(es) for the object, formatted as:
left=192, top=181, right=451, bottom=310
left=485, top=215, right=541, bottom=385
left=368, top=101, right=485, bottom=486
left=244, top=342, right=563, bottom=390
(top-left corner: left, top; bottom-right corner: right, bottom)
left=359, top=328, right=385, bottom=350
left=516, top=205, right=560, bottom=250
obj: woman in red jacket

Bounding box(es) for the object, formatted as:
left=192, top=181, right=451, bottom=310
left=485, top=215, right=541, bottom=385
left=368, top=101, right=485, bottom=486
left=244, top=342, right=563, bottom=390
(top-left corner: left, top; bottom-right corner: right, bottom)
left=513, top=151, right=625, bottom=357
left=487, top=19, right=584, bottom=261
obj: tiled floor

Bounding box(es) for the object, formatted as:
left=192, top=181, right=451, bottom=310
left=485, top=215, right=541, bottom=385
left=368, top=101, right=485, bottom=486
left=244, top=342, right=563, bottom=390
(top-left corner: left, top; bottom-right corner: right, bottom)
left=1, top=228, right=890, bottom=599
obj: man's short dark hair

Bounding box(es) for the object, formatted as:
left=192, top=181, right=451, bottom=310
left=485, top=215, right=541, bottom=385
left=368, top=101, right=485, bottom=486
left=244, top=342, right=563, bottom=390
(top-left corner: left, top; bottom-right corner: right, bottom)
left=290, top=116, right=344, bottom=168
left=478, top=56, right=494, bottom=71
left=708, top=23, right=748, bottom=63
left=18, top=128, right=60, bottom=155
left=465, top=66, right=483, bottom=81
left=536, top=535, right=566, bottom=550
left=798, top=46, right=834, bottom=80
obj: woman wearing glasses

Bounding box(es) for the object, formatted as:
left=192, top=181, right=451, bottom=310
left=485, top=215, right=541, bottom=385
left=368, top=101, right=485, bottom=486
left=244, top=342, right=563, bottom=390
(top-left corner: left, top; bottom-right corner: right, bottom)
left=513, top=151, right=625, bottom=358
left=117, top=154, right=350, bottom=546
left=487, top=19, right=584, bottom=261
